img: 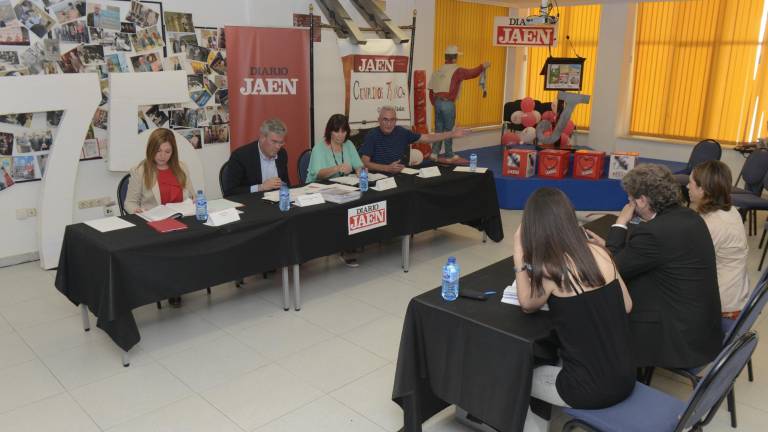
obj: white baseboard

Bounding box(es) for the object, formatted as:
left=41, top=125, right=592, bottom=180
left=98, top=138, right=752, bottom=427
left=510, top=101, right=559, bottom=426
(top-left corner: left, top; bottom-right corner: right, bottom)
left=0, top=252, right=40, bottom=269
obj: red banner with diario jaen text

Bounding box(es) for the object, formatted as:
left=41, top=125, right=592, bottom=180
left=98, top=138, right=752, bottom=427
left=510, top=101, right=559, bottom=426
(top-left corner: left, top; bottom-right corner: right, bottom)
left=225, top=26, right=310, bottom=185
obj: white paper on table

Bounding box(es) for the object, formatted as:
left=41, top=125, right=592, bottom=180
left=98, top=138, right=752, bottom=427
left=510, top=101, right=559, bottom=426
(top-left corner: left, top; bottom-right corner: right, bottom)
left=165, top=199, right=195, bottom=216
left=84, top=216, right=135, bottom=232
left=400, top=167, right=419, bottom=175
left=454, top=166, right=488, bottom=173
left=368, top=173, right=388, bottom=181
left=207, top=198, right=243, bottom=213
left=501, top=281, right=549, bottom=311
left=294, top=193, right=326, bottom=207
left=136, top=205, right=182, bottom=222
left=418, top=166, right=442, bottom=178
left=329, top=175, right=360, bottom=186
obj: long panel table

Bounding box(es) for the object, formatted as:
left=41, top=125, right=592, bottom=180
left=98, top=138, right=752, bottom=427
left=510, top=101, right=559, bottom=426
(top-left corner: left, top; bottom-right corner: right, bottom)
left=55, top=167, right=504, bottom=361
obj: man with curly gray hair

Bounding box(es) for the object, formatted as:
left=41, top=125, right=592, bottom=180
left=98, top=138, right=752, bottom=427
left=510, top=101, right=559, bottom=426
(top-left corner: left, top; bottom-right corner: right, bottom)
left=587, top=164, right=722, bottom=372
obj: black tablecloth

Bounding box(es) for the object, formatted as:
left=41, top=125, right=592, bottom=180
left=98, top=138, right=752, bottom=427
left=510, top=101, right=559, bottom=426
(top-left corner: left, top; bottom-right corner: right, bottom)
left=55, top=168, right=503, bottom=351
left=391, top=216, right=616, bottom=432
left=392, top=257, right=556, bottom=432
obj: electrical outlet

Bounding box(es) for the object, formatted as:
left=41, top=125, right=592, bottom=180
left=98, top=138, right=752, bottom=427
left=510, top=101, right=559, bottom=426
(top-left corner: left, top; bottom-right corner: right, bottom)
left=15, top=208, right=37, bottom=220
left=104, top=206, right=115, bottom=217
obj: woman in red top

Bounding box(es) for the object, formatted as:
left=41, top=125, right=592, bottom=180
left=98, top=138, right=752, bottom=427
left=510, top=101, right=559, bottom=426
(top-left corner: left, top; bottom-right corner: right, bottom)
left=124, top=128, right=195, bottom=307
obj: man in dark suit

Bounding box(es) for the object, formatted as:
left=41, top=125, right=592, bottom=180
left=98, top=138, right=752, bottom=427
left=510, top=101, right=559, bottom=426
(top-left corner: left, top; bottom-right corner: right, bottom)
left=587, top=164, right=722, bottom=370
left=222, top=118, right=290, bottom=197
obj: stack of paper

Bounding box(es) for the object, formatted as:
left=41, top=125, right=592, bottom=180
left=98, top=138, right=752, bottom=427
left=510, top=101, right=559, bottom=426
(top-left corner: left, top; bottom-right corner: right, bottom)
left=501, top=281, right=549, bottom=311
left=262, top=183, right=336, bottom=203
left=454, top=166, right=488, bottom=173
left=84, top=216, right=135, bottom=233
left=320, top=186, right=361, bottom=204
left=329, top=175, right=360, bottom=186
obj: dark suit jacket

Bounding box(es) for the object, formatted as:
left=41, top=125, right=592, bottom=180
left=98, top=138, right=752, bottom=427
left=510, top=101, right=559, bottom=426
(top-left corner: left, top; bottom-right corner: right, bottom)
left=606, top=205, right=723, bottom=369
left=222, top=141, right=290, bottom=197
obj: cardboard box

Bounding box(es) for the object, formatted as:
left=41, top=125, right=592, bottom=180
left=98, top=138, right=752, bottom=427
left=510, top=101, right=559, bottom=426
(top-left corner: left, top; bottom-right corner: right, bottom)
left=538, top=149, right=570, bottom=179
left=573, top=150, right=606, bottom=180
left=608, top=152, right=639, bottom=180
left=503, top=148, right=537, bottom=178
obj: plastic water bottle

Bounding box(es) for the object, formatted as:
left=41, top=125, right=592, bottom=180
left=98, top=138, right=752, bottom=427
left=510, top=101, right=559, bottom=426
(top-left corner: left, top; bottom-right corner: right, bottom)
left=441, top=256, right=460, bottom=301
left=195, top=190, right=207, bottom=222
left=359, top=168, right=369, bottom=192
left=279, top=183, right=290, bottom=212
left=469, top=153, right=478, bottom=171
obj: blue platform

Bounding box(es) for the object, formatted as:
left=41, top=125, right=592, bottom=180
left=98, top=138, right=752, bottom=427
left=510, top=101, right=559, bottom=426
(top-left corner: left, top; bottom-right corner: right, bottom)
left=455, top=145, right=687, bottom=211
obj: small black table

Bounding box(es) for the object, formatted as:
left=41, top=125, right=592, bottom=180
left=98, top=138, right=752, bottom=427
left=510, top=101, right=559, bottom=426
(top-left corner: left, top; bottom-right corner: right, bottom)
left=391, top=215, right=616, bottom=431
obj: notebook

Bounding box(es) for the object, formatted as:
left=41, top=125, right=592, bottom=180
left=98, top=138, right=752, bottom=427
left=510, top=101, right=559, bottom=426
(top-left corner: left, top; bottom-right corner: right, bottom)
left=147, top=218, right=188, bottom=233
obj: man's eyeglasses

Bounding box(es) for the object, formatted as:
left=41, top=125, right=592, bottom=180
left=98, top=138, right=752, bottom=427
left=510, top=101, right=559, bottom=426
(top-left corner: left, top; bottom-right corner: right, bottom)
left=380, top=117, right=397, bottom=123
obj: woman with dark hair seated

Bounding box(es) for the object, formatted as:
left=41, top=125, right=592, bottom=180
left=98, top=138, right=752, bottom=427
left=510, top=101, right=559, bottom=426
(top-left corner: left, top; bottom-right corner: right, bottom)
left=688, top=160, right=750, bottom=318
left=307, top=114, right=364, bottom=267
left=515, top=188, right=634, bottom=429
left=306, top=113, right=363, bottom=183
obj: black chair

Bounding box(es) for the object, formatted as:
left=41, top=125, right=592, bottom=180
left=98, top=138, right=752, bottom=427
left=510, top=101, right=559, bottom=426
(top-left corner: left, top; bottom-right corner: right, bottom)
left=646, top=273, right=768, bottom=428
left=562, top=331, right=759, bottom=432
left=673, top=139, right=722, bottom=196
left=733, top=170, right=768, bottom=241
left=117, top=173, right=163, bottom=309
left=731, top=149, right=768, bottom=236
left=218, top=161, right=229, bottom=197
left=297, top=149, right=311, bottom=185
left=117, top=174, right=131, bottom=217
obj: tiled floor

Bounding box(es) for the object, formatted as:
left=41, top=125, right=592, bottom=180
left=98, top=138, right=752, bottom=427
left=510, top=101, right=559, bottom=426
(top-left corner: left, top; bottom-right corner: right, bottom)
left=0, top=209, right=767, bottom=431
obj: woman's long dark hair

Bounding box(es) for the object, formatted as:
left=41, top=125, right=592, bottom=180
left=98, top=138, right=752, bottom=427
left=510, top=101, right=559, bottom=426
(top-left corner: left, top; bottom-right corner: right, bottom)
left=522, top=188, right=606, bottom=296
left=323, top=114, right=351, bottom=144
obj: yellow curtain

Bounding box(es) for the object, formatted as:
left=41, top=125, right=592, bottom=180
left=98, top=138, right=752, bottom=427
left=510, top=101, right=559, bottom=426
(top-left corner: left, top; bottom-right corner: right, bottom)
left=433, top=0, right=508, bottom=128
left=524, top=4, right=602, bottom=129
left=630, top=0, right=768, bottom=144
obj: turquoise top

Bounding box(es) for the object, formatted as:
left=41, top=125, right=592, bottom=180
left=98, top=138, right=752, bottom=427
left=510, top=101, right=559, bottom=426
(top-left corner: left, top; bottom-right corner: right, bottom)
left=306, top=139, right=363, bottom=183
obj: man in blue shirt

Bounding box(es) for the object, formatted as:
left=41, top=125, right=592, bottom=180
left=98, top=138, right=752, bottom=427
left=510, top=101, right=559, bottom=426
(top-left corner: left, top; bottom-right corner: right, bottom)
left=359, top=106, right=467, bottom=174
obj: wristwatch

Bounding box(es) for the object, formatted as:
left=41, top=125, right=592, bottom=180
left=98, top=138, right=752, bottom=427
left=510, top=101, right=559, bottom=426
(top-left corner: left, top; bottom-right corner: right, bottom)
left=512, top=262, right=532, bottom=274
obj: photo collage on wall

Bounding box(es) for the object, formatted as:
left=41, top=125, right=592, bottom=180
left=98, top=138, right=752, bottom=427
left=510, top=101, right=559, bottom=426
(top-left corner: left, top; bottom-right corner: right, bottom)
left=0, top=0, right=229, bottom=193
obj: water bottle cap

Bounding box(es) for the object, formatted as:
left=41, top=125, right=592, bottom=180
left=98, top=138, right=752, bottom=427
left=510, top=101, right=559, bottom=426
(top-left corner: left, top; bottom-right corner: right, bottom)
left=448, top=256, right=456, bottom=263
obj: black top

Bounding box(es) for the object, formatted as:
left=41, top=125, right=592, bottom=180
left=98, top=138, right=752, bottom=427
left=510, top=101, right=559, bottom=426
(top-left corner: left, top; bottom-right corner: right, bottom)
left=548, top=278, right=635, bottom=409
left=221, top=141, right=290, bottom=197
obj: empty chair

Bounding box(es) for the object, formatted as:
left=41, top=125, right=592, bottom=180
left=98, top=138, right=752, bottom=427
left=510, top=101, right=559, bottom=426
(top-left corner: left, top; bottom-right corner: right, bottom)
left=297, top=148, right=312, bottom=185
left=562, top=331, right=759, bottom=432
left=674, top=139, right=722, bottom=189
left=218, top=161, right=229, bottom=197
left=645, top=275, right=768, bottom=428
left=731, top=149, right=768, bottom=236
left=732, top=170, right=768, bottom=238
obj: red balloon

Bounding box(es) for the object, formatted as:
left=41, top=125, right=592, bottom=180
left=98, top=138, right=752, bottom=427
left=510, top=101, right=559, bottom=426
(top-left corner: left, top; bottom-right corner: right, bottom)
left=541, top=110, right=556, bottom=122
left=521, top=112, right=537, bottom=128
left=521, top=97, right=535, bottom=113
left=563, top=120, right=576, bottom=135
left=560, top=133, right=570, bottom=147
left=502, top=131, right=520, bottom=145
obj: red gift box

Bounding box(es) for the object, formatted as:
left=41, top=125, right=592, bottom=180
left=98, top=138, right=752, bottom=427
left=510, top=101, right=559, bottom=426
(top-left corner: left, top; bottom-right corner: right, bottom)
left=538, top=149, right=570, bottom=179
left=503, top=148, right=537, bottom=177
left=573, top=150, right=606, bottom=180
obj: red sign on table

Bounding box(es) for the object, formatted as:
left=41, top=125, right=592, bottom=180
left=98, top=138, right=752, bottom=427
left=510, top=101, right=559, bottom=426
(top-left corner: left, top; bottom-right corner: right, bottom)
left=348, top=201, right=388, bottom=235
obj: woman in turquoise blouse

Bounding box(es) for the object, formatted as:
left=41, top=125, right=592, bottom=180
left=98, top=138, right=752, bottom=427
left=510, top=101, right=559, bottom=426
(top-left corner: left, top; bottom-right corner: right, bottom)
left=306, top=114, right=363, bottom=183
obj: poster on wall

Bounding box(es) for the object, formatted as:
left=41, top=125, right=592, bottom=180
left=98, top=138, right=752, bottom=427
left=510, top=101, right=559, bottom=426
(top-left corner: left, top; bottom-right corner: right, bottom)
left=338, top=39, right=410, bottom=125
left=225, top=26, right=310, bottom=185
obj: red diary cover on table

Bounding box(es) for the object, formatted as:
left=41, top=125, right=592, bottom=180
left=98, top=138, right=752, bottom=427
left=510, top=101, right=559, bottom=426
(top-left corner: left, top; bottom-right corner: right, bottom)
left=147, top=218, right=188, bottom=233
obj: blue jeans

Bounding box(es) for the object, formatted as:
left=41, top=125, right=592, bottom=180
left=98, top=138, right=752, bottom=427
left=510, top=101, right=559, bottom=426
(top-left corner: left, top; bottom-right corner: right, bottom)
left=433, top=99, right=456, bottom=157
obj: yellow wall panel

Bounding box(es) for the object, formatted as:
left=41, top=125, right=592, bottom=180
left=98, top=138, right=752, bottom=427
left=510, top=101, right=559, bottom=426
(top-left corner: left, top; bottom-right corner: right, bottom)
left=433, top=0, right=508, bottom=128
